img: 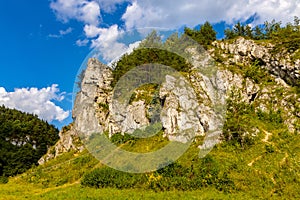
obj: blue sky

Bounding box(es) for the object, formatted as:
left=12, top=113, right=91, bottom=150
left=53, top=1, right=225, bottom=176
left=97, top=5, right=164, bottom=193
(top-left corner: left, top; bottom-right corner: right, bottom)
left=0, top=0, right=299, bottom=129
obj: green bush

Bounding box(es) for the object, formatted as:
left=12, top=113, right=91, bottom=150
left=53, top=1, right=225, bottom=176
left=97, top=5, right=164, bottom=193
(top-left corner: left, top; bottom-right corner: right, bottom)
left=215, top=173, right=235, bottom=193
left=0, top=176, right=8, bottom=184
left=110, top=133, right=136, bottom=145
left=265, top=144, right=275, bottom=153
left=157, top=162, right=188, bottom=178
left=81, top=158, right=236, bottom=192
left=81, top=167, right=146, bottom=189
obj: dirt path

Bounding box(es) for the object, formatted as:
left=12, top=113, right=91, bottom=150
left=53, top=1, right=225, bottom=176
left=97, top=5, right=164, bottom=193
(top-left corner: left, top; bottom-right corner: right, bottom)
left=262, top=130, right=272, bottom=143
left=248, top=130, right=273, bottom=167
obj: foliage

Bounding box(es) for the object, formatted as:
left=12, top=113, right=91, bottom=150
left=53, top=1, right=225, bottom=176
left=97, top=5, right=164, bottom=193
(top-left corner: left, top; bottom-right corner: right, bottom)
left=81, top=167, right=147, bottom=189
left=111, top=31, right=192, bottom=87
left=270, top=17, right=300, bottom=62
left=80, top=157, right=235, bottom=192
left=0, top=176, right=8, bottom=184
left=0, top=106, right=59, bottom=177
left=1, top=19, right=300, bottom=199
left=224, top=17, right=299, bottom=43
left=242, top=60, right=274, bottom=84
left=224, top=22, right=254, bottom=39
left=222, top=90, right=256, bottom=147
left=184, top=21, right=216, bottom=48
left=23, top=150, right=98, bottom=188
left=110, top=133, right=136, bottom=145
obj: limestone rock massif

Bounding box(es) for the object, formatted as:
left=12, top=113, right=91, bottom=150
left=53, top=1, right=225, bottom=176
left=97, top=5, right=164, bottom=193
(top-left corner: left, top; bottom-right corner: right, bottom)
left=40, top=37, right=300, bottom=164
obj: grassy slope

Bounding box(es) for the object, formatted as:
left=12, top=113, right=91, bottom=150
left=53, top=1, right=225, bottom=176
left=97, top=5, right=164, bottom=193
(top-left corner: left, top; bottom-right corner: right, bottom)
left=0, top=149, right=250, bottom=200
left=0, top=182, right=254, bottom=200
left=1, top=126, right=299, bottom=199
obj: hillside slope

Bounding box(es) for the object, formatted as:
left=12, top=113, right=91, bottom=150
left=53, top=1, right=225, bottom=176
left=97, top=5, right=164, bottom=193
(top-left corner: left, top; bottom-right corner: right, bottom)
left=3, top=33, right=299, bottom=199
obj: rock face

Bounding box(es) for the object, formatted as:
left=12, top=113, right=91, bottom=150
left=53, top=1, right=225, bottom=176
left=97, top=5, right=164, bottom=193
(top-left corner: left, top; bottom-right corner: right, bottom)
left=71, top=38, right=300, bottom=146
left=212, top=37, right=300, bottom=86
left=159, top=75, right=204, bottom=142
left=40, top=37, right=299, bottom=164
left=38, top=124, right=84, bottom=165
left=109, top=100, right=150, bottom=135
left=73, top=58, right=112, bottom=137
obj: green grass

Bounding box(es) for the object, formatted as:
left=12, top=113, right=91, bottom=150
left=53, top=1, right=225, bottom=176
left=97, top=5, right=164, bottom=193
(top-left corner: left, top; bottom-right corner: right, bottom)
left=1, top=125, right=299, bottom=199
left=1, top=127, right=299, bottom=199
left=0, top=180, right=258, bottom=200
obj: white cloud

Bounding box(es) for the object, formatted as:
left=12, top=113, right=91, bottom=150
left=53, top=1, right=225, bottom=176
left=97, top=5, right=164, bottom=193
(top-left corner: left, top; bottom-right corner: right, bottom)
left=121, top=0, right=300, bottom=29
left=84, top=24, right=102, bottom=38
left=108, top=40, right=141, bottom=67
left=50, top=0, right=300, bottom=64
left=60, top=27, right=73, bottom=35
left=76, top=39, right=89, bottom=46
left=89, top=25, right=128, bottom=62
left=49, top=27, right=73, bottom=38
left=0, top=85, right=69, bottom=122
left=50, top=0, right=101, bottom=25
left=50, top=0, right=300, bottom=36
left=83, top=24, right=142, bottom=63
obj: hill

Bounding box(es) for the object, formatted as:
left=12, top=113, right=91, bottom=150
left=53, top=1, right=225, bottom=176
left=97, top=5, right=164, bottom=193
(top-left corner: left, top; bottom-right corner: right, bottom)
left=1, top=19, right=300, bottom=199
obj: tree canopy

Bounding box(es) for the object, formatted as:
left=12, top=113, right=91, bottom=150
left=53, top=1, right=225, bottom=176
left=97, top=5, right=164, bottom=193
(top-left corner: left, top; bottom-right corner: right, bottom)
left=0, top=105, right=59, bottom=177
left=111, top=31, right=192, bottom=86
left=184, top=21, right=217, bottom=48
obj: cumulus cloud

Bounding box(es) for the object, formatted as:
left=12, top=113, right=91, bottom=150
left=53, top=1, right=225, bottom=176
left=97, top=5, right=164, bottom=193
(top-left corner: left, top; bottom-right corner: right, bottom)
left=82, top=24, right=142, bottom=62
left=50, top=0, right=300, bottom=34
left=88, top=24, right=129, bottom=62
left=50, top=0, right=101, bottom=25
left=0, top=85, right=69, bottom=122
left=122, top=0, right=300, bottom=29
left=84, top=24, right=102, bottom=38
left=50, top=0, right=300, bottom=63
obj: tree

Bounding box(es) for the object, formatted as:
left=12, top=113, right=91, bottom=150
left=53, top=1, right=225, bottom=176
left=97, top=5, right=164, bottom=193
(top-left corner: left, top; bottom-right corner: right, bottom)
left=199, top=21, right=217, bottom=45
left=139, top=30, right=162, bottom=48
left=0, top=106, right=59, bottom=177
left=233, top=22, right=245, bottom=36
left=224, top=28, right=235, bottom=39
left=264, top=19, right=281, bottom=39
left=184, top=21, right=216, bottom=48
left=253, top=25, right=263, bottom=40
left=245, top=25, right=253, bottom=38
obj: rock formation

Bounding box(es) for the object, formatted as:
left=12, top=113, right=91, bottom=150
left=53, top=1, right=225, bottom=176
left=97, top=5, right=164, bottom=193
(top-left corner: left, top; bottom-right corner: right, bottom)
left=39, top=37, right=300, bottom=164
left=212, top=37, right=300, bottom=86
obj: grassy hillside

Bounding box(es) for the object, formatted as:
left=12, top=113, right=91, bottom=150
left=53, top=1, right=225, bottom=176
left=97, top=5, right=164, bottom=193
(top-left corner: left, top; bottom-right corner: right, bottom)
left=1, top=121, right=299, bottom=199
left=1, top=19, right=300, bottom=199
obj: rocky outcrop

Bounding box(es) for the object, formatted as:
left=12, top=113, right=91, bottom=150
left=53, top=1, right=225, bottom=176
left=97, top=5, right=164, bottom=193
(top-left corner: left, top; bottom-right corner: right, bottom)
left=73, top=58, right=111, bottom=137
left=212, top=37, right=300, bottom=86
left=159, top=75, right=204, bottom=142
left=40, top=37, right=299, bottom=164
left=212, top=37, right=299, bottom=132
left=109, top=100, right=150, bottom=135
left=38, top=124, right=84, bottom=165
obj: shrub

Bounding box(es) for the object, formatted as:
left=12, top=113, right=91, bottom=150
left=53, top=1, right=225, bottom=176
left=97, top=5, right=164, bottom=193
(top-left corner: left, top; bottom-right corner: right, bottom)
left=0, top=176, right=8, bottom=184
left=110, top=133, right=136, bottom=145
left=81, top=167, right=146, bottom=189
